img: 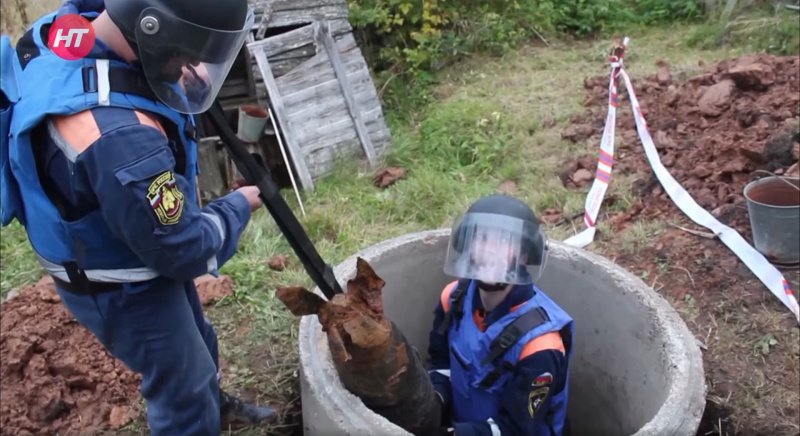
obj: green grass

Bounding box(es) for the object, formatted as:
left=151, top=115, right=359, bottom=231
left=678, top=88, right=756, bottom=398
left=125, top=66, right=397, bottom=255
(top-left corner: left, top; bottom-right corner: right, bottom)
left=683, top=4, right=800, bottom=56
left=1, top=14, right=795, bottom=435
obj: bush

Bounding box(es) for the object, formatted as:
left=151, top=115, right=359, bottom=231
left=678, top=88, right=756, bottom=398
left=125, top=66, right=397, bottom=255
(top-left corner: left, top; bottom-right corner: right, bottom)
left=348, top=0, right=706, bottom=77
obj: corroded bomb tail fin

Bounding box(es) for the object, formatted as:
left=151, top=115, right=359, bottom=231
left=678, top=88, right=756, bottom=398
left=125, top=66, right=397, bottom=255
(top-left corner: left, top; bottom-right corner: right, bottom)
left=346, top=257, right=386, bottom=315
left=275, top=285, right=327, bottom=316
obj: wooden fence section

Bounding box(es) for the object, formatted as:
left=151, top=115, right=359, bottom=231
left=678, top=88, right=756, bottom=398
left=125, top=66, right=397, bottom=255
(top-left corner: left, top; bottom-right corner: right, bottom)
left=249, top=20, right=391, bottom=190
left=248, top=18, right=353, bottom=101
left=217, top=0, right=353, bottom=109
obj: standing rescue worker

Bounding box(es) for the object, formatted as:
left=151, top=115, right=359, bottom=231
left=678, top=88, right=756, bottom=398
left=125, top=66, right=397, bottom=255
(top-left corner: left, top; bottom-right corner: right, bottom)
left=0, top=0, right=277, bottom=434
left=427, top=194, right=575, bottom=436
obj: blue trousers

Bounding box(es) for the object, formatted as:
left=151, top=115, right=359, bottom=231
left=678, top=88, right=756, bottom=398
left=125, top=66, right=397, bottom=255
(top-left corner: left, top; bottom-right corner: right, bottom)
left=57, top=279, right=221, bottom=435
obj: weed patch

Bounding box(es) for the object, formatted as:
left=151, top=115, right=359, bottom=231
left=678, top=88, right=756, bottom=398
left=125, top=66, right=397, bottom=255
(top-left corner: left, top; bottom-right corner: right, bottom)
left=684, top=6, right=800, bottom=55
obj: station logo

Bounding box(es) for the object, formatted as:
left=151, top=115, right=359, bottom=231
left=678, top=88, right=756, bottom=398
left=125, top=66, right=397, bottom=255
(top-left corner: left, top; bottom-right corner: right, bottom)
left=48, top=14, right=95, bottom=60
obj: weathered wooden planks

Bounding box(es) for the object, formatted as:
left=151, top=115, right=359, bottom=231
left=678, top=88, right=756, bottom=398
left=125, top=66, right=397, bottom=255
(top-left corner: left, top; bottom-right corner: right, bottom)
left=251, top=47, right=315, bottom=190
left=271, top=38, right=363, bottom=95
left=304, top=120, right=392, bottom=178
left=224, top=19, right=353, bottom=108
left=251, top=0, right=349, bottom=28
left=251, top=0, right=346, bottom=14
left=315, top=21, right=377, bottom=166
left=288, top=83, right=378, bottom=138
left=296, top=104, right=386, bottom=151
left=247, top=18, right=351, bottom=57
left=214, top=2, right=394, bottom=191
left=267, top=23, right=389, bottom=180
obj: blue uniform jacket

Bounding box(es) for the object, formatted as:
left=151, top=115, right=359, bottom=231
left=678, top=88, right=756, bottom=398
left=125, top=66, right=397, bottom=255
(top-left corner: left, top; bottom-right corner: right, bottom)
left=428, top=285, right=569, bottom=436
left=37, top=30, right=251, bottom=289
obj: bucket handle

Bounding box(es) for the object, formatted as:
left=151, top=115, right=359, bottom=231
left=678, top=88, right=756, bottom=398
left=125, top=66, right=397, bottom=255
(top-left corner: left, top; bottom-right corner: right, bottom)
left=753, top=170, right=800, bottom=191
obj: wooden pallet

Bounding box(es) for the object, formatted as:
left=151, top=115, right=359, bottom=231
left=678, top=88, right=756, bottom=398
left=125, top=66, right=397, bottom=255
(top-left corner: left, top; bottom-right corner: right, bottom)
left=248, top=20, right=391, bottom=190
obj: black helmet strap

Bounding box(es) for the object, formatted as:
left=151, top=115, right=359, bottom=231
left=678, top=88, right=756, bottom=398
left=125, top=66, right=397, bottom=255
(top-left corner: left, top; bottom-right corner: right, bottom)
left=477, top=281, right=508, bottom=293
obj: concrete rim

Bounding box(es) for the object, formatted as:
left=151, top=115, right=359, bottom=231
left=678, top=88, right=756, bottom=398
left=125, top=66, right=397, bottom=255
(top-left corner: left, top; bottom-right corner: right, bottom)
left=299, top=228, right=706, bottom=435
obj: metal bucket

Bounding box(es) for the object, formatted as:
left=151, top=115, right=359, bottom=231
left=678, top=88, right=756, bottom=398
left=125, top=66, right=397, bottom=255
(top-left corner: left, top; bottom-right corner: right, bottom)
left=743, top=176, right=800, bottom=265
left=237, top=104, right=269, bottom=143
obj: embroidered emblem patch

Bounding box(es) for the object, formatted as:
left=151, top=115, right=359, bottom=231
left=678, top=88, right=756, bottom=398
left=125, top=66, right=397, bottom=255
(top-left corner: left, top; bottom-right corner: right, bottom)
left=528, top=386, right=549, bottom=418
left=147, top=171, right=184, bottom=225
left=533, top=372, right=553, bottom=387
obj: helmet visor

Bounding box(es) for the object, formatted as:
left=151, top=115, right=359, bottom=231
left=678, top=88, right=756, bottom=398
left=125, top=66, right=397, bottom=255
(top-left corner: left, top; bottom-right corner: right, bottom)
left=134, top=6, right=255, bottom=114
left=443, top=212, right=548, bottom=284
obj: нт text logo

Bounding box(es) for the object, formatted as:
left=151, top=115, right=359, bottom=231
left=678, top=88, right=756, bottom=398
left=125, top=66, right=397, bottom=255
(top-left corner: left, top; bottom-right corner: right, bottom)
left=48, top=14, right=95, bottom=61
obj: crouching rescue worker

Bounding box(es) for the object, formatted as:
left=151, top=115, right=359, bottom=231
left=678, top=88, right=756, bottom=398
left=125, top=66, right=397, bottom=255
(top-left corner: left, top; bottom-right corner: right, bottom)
left=427, top=194, right=575, bottom=436
left=0, top=0, right=276, bottom=434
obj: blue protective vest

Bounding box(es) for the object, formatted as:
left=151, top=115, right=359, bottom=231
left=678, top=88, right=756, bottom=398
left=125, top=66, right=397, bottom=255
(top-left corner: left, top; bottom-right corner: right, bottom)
left=0, top=11, right=199, bottom=284
left=444, top=279, right=574, bottom=435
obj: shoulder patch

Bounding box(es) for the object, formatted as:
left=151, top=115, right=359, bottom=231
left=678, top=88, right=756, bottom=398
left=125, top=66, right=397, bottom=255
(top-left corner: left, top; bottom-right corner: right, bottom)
left=147, top=171, right=184, bottom=225
left=528, top=386, right=550, bottom=418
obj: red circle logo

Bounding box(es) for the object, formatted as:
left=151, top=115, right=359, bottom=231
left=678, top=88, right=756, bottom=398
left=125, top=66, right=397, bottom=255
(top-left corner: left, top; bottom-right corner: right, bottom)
left=48, top=14, right=95, bottom=61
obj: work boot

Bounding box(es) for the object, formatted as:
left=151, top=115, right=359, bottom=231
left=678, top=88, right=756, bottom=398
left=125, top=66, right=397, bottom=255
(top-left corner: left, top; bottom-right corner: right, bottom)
left=220, top=390, right=277, bottom=430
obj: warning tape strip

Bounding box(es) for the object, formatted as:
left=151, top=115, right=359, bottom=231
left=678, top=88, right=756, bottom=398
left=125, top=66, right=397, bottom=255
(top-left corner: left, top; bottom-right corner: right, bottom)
left=563, top=37, right=800, bottom=323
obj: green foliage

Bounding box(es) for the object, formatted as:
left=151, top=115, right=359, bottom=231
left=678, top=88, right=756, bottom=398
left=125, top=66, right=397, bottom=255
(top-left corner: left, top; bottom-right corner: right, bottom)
left=632, top=0, right=705, bottom=26
left=684, top=6, right=800, bottom=56
left=388, top=100, right=515, bottom=178
left=348, top=0, right=706, bottom=80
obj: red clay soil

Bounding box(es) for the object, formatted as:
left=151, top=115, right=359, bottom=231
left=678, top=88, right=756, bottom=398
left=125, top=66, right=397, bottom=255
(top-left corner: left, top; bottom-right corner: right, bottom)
left=563, top=53, right=800, bottom=435
left=563, top=53, right=800, bottom=238
left=0, top=277, right=141, bottom=435
left=0, top=275, right=235, bottom=435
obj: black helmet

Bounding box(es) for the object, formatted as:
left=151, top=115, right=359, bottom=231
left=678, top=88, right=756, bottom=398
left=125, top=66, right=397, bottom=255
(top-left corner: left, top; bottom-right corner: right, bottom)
left=443, top=194, right=548, bottom=285
left=105, top=0, right=254, bottom=114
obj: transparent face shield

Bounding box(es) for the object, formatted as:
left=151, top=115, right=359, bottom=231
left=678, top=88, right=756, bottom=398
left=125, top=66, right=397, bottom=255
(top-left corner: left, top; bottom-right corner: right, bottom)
left=134, top=6, right=255, bottom=114
left=443, top=212, right=549, bottom=285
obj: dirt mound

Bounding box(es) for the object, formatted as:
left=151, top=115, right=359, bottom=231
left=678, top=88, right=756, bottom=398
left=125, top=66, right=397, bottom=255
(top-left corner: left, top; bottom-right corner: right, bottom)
left=0, top=277, right=141, bottom=435
left=564, top=53, right=800, bottom=235
left=562, top=53, right=800, bottom=436
left=0, top=274, right=235, bottom=435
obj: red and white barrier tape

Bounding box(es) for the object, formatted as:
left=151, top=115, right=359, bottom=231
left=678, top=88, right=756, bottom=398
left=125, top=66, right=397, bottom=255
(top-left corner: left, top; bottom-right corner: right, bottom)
left=563, top=37, right=800, bottom=323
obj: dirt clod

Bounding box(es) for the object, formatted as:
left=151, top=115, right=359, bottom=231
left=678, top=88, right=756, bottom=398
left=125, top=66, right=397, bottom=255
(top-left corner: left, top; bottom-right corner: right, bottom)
left=561, top=154, right=599, bottom=189
left=560, top=124, right=594, bottom=142
left=655, top=59, right=671, bottom=86
left=763, top=127, right=800, bottom=171
left=698, top=79, right=735, bottom=117
left=268, top=254, right=289, bottom=271
left=726, top=62, right=775, bottom=91
left=109, top=405, right=136, bottom=429
left=373, top=166, right=406, bottom=188
left=496, top=180, right=518, bottom=195
left=195, top=274, right=234, bottom=306
left=540, top=208, right=563, bottom=224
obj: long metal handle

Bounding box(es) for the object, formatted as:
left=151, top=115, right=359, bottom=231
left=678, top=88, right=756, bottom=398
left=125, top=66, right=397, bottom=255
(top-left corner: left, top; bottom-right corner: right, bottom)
left=204, top=100, right=343, bottom=299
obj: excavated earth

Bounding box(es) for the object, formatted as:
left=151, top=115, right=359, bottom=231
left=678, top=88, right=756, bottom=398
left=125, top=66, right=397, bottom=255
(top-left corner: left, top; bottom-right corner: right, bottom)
left=0, top=275, right=234, bottom=436
left=562, top=53, right=800, bottom=436
left=562, top=53, right=800, bottom=237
